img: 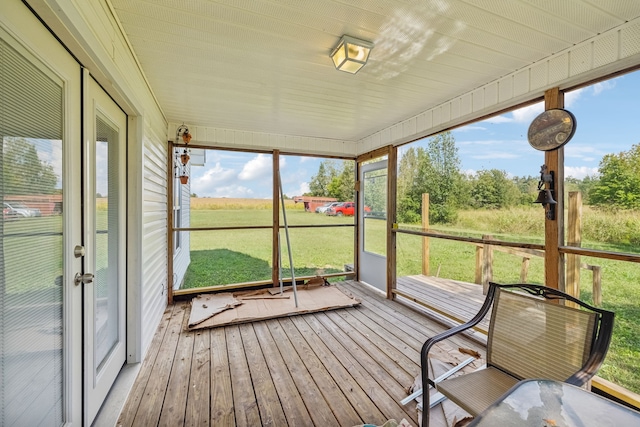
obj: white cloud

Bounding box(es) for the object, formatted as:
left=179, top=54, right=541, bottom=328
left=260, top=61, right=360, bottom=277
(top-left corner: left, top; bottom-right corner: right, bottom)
left=471, top=152, right=520, bottom=160
left=455, top=125, right=487, bottom=132
left=565, top=166, right=599, bottom=179
left=593, top=79, right=616, bottom=95
left=238, top=154, right=272, bottom=181
left=481, top=115, right=513, bottom=124
left=565, top=87, right=585, bottom=106
left=191, top=162, right=237, bottom=196
left=511, top=102, right=544, bottom=123
left=565, top=145, right=607, bottom=162
left=209, top=185, right=255, bottom=198
left=458, top=139, right=514, bottom=146
left=294, top=182, right=310, bottom=196
left=481, top=102, right=544, bottom=124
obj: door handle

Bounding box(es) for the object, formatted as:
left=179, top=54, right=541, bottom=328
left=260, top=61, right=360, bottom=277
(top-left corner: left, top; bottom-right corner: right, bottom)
left=74, top=272, right=94, bottom=286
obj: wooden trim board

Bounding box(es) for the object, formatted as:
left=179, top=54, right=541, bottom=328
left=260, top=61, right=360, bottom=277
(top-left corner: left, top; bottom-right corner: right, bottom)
left=188, top=285, right=361, bottom=330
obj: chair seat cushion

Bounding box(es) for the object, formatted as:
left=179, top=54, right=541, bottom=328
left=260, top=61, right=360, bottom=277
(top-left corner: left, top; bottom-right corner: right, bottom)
left=436, top=366, right=519, bottom=416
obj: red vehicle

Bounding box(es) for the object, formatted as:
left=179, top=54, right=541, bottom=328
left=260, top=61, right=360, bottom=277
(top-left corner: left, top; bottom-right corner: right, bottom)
left=326, top=202, right=370, bottom=216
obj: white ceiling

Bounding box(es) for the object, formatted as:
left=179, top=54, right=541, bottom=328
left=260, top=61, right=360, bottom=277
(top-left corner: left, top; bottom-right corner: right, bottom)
left=110, top=0, right=640, bottom=143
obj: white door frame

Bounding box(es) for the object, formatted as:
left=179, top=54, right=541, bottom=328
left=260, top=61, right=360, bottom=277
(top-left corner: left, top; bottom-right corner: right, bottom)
left=358, top=159, right=388, bottom=292
left=83, top=74, right=128, bottom=424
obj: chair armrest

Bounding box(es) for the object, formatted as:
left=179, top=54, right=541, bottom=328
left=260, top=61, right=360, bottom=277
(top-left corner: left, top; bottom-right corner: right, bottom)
left=566, top=309, right=615, bottom=386
left=420, top=282, right=497, bottom=387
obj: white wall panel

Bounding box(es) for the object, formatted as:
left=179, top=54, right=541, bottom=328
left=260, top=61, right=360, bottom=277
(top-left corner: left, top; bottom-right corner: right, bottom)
left=530, top=61, right=548, bottom=91
left=485, top=82, right=498, bottom=108
left=498, top=76, right=513, bottom=102
left=622, top=21, right=640, bottom=58
left=570, top=43, right=592, bottom=77
left=594, top=32, right=619, bottom=68
left=172, top=170, right=191, bottom=291
left=451, top=97, right=461, bottom=120
left=403, top=119, right=416, bottom=139
left=140, top=127, right=168, bottom=355
left=549, top=53, right=569, bottom=83
left=513, top=69, right=530, bottom=96
left=170, top=122, right=358, bottom=157
left=432, top=107, right=442, bottom=128
left=459, top=94, right=471, bottom=116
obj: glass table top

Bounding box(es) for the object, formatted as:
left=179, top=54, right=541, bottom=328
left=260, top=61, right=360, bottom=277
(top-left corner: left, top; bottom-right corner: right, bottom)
left=468, top=379, right=640, bottom=427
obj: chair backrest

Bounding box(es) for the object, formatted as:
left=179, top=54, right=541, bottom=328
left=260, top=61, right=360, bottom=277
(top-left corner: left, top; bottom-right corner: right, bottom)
left=486, top=284, right=609, bottom=382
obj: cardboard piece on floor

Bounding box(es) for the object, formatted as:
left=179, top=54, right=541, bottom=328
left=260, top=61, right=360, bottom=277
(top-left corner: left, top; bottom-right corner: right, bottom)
left=188, top=293, right=242, bottom=328
left=188, top=285, right=360, bottom=330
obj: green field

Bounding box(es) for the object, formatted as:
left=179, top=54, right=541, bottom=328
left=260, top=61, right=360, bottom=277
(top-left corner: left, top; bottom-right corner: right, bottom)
left=181, top=200, right=640, bottom=394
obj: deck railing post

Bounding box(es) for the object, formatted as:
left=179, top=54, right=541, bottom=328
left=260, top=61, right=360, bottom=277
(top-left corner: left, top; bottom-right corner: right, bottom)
left=566, top=191, right=582, bottom=308
left=482, top=235, right=493, bottom=294
left=422, top=193, right=430, bottom=276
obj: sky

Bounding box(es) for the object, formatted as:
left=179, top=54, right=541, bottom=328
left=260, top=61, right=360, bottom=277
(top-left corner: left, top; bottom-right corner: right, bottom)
left=189, top=71, right=640, bottom=199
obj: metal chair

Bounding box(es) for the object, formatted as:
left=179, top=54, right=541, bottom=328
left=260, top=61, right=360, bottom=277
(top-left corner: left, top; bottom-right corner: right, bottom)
left=420, top=282, right=615, bottom=426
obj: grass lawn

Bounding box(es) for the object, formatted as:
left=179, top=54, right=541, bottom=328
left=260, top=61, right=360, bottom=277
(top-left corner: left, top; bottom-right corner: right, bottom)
left=180, top=200, right=640, bottom=394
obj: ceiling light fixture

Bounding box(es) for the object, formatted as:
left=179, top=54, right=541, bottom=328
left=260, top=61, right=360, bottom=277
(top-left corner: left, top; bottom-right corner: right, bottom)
left=330, top=35, right=373, bottom=74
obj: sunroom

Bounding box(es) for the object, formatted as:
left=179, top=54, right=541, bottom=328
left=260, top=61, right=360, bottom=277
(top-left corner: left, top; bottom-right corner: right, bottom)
left=2, top=1, right=640, bottom=426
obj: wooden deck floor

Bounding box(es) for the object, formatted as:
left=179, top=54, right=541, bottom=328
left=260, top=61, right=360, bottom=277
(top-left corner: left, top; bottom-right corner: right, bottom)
left=396, top=275, right=490, bottom=335
left=116, top=280, right=486, bottom=427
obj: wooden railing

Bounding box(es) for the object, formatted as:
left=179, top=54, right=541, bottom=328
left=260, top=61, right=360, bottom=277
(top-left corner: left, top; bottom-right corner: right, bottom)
left=418, top=191, right=605, bottom=305
left=474, top=236, right=602, bottom=305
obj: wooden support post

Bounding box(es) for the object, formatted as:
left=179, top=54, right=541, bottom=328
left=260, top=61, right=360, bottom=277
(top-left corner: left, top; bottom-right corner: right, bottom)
left=544, top=88, right=565, bottom=291
left=354, top=160, right=361, bottom=282
left=566, top=191, right=582, bottom=307
left=272, top=151, right=280, bottom=287
left=482, top=235, right=494, bottom=294
left=592, top=266, right=602, bottom=306
left=520, top=258, right=530, bottom=282
left=387, top=146, right=397, bottom=300
left=475, top=245, right=483, bottom=285
left=422, top=193, right=430, bottom=276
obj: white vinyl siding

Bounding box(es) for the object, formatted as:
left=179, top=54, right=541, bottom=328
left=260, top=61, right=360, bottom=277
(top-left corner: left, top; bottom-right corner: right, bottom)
left=140, top=125, right=168, bottom=355
left=172, top=165, right=191, bottom=290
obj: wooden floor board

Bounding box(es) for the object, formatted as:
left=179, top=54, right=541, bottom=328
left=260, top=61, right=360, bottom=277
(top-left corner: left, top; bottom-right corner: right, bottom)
left=238, top=323, right=288, bottom=426
left=185, top=329, right=210, bottom=426
left=226, top=325, right=261, bottom=427
left=132, top=304, right=186, bottom=426
left=210, top=327, right=235, bottom=426
left=325, top=309, right=416, bottom=389
left=117, top=280, right=486, bottom=426
left=265, top=318, right=339, bottom=426
left=290, top=315, right=386, bottom=424
left=309, top=312, right=418, bottom=424
left=252, top=321, right=313, bottom=426
left=344, top=307, right=422, bottom=368
left=278, top=316, right=362, bottom=426
left=159, top=309, right=195, bottom=426
left=335, top=310, right=420, bottom=376
left=397, top=276, right=491, bottom=332
left=117, top=304, right=175, bottom=426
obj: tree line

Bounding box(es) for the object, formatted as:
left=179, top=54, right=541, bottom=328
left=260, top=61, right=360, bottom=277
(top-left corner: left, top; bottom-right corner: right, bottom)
left=306, top=133, right=640, bottom=224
